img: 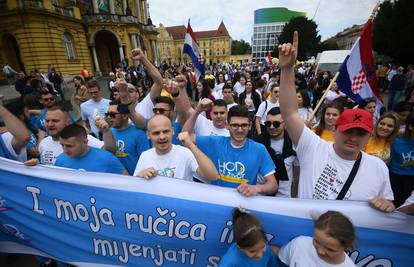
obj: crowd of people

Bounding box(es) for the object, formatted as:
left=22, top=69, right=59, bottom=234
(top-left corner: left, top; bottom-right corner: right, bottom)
left=1, top=31, right=413, bottom=266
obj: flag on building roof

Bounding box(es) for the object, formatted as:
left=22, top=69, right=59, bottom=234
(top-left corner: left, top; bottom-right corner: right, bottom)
left=183, top=20, right=205, bottom=81
left=336, top=19, right=382, bottom=108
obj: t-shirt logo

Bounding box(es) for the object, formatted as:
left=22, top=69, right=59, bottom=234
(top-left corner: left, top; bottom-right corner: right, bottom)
left=218, top=160, right=248, bottom=184
left=157, top=168, right=175, bottom=178
left=115, top=140, right=128, bottom=157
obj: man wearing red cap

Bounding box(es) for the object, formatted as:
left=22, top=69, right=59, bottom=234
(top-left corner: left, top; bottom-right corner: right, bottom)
left=277, top=31, right=394, bottom=212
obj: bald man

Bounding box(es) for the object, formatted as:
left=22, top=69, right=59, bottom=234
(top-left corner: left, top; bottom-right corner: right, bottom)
left=133, top=115, right=218, bottom=182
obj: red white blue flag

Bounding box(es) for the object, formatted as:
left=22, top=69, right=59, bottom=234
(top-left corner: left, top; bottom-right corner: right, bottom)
left=183, top=20, right=205, bottom=81
left=336, top=19, right=382, bottom=107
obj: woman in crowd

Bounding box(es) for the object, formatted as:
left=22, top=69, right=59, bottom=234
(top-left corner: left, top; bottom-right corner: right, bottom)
left=359, top=97, right=378, bottom=124
left=72, top=76, right=89, bottom=120
left=313, top=102, right=344, bottom=142
left=239, top=80, right=261, bottom=130
left=197, top=79, right=215, bottom=119
left=276, top=211, right=356, bottom=267
left=297, top=89, right=314, bottom=126
left=389, top=111, right=414, bottom=207
left=364, top=112, right=400, bottom=162
left=219, top=208, right=278, bottom=267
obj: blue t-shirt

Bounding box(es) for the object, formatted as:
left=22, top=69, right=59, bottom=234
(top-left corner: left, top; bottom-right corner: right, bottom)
left=55, top=147, right=125, bottom=174
left=111, top=125, right=150, bottom=175
left=390, top=136, right=414, bottom=175
left=172, top=122, right=182, bottom=145
left=196, top=136, right=275, bottom=188
left=219, top=243, right=278, bottom=267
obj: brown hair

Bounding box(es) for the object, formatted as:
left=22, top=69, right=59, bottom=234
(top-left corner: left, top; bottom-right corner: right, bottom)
left=372, top=112, right=400, bottom=142
left=86, top=79, right=100, bottom=89
left=314, top=211, right=355, bottom=250
left=232, top=208, right=266, bottom=249
left=314, top=103, right=344, bottom=137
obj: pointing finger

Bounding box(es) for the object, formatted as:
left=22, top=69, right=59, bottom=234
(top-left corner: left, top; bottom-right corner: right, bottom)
left=293, top=31, right=299, bottom=51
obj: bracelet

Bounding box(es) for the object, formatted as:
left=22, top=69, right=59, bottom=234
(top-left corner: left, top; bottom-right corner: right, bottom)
left=171, top=91, right=180, bottom=98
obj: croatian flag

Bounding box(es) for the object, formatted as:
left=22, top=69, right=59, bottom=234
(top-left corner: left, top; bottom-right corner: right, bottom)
left=265, top=53, right=273, bottom=67
left=336, top=19, right=382, bottom=107
left=183, top=20, right=205, bottom=81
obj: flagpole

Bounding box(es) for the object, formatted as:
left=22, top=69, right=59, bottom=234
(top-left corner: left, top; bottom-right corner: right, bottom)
left=308, top=72, right=340, bottom=122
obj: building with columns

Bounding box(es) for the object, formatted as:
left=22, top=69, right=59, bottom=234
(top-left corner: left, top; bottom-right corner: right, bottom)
left=157, top=22, right=231, bottom=66
left=0, top=0, right=160, bottom=78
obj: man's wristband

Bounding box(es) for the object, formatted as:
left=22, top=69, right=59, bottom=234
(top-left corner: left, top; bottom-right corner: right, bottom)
left=171, top=91, right=180, bottom=98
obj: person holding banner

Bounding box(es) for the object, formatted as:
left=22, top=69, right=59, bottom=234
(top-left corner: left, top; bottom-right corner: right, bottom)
left=195, top=105, right=278, bottom=197
left=55, top=124, right=127, bottom=175
left=278, top=31, right=394, bottom=212
left=134, top=115, right=219, bottom=182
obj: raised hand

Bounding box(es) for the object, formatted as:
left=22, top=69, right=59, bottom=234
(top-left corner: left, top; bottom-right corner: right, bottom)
left=178, top=131, right=193, bottom=148
left=278, top=31, right=298, bottom=70
left=131, top=48, right=145, bottom=61
left=196, top=98, right=213, bottom=113
left=94, top=117, right=110, bottom=133
left=114, top=80, right=131, bottom=104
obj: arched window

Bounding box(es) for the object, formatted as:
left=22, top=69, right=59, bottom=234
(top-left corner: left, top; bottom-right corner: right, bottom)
left=222, top=48, right=225, bottom=55
left=63, top=32, right=75, bottom=59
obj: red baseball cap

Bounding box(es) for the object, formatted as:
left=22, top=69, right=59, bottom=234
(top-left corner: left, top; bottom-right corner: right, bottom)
left=336, top=109, right=373, bottom=133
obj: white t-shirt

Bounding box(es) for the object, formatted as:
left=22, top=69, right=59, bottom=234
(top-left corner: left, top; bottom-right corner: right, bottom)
left=295, top=127, right=394, bottom=201
left=233, top=82, right=245, bottom=97
left=256, top=100, right=280, bottom=124
left=80, top=98, right=110, bottom=137
left=227, top=103, right=237, bottom=110
left=1, top=132, right=27, bottom=162
left=269, top=138, right=299, bottom=198
left=298, top=107, right=313, bottom=122
left=401, top=190, right=414, bottom=207
left=135, top=94, right=154, bottom=120
left=279, top=236, right=356, bottom=267
left=194, top=115, right=229, bottom=137
left=133, top=145, right=198, bottom=181
left=39, top=135, right=104, bottom=165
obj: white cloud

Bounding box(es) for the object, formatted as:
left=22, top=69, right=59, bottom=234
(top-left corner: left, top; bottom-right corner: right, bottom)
left=148, top=0, right=378, bottom=42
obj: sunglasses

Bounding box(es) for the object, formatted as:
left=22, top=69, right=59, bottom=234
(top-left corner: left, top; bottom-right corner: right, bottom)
left=153, top=108, right=171, bottom=114
left=105, top=112, right=120, bottom=118
left=265, top=121, right=284, bottom=128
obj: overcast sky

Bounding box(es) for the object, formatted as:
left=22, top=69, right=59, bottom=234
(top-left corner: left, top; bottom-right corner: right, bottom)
left=149, top=0, right=378, bottom=42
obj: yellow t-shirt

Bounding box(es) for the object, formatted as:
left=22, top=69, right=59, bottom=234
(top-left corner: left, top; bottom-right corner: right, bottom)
left=312, top=128, right=335, bottom=142
left=364, top=138, right=391, bottom=162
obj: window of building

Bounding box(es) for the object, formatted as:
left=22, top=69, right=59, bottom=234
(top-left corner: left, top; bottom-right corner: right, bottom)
left=209, top=49, right=212, bottom=56
left=222, top=48, right=225, bottom=55
left=62, top=32, right=75, bottom=60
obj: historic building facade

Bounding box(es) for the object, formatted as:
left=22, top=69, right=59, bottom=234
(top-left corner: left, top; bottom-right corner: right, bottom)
left=157, top=22, right=231, bottom=66
left=0, top=0, right=159, bottom=78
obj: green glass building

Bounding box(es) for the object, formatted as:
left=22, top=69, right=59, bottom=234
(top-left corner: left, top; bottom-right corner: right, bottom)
left=252, top=7, right=305, bottom=62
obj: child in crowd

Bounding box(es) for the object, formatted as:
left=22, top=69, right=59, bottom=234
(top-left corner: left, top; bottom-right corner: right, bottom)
left=275, top=211, right=356, bottom=267
left=219, top=208, right=278, bottom=267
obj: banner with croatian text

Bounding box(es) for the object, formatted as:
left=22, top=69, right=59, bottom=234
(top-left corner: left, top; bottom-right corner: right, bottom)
left=0, top=157, right=413, bottom=267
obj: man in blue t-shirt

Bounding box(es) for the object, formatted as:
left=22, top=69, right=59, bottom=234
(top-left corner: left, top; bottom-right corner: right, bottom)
left=195, top=105, right=278, bottom=197
left=54, top=124, right=127, bottom=175
left=98, top=100, right=150, bottom=175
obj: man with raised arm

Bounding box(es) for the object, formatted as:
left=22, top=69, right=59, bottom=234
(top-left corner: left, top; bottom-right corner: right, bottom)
left=133, top=115, right=218, bottom=182
left=278, top=31, right=394, bottom=212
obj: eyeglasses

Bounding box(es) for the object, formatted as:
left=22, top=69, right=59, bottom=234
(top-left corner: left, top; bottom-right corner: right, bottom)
left=229, top=123, right=250, bottom=130
left=153, top=108, right=171, bottom=114
left=105, top=112, right=120, bottom=118
left=265, top=121, right=284, bottom=128
left=42, top=97, right=54, bottom=101
left=127, top=87, right=137, bottom=93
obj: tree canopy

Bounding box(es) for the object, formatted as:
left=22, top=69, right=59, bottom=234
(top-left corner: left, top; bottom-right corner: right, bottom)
left=273, top=16, right=321, bottom=60
left=231, top=39, right=252, bottom=55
